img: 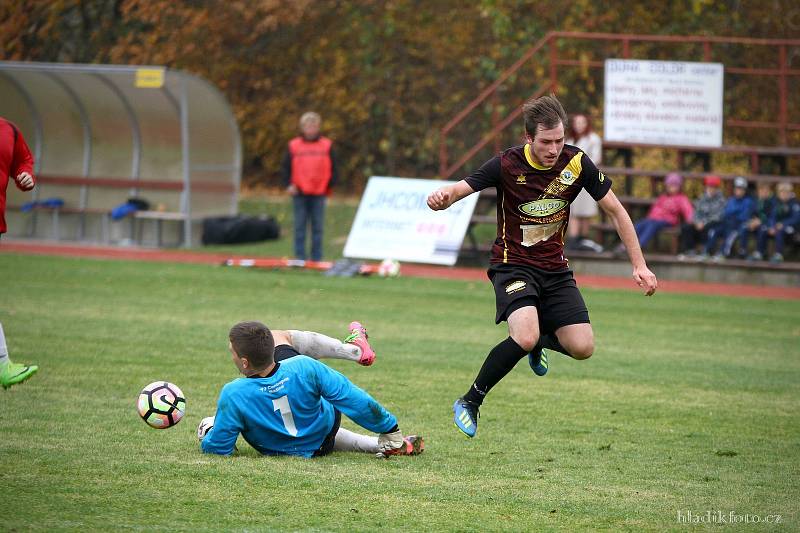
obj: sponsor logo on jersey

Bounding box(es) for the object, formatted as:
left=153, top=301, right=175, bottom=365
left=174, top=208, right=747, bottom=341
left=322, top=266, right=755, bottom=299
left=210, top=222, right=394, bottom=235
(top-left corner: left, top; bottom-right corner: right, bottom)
left=518, top=198, right=568, bottom=218
left=516, top=174, right=527, bottom=184
left=505, top=280, right=526, bottom=294
left=558, top=169, right=578, bottom=185
left=263, top=377, right=289, bottom=393
left=599, top=171, right=605, bottom=183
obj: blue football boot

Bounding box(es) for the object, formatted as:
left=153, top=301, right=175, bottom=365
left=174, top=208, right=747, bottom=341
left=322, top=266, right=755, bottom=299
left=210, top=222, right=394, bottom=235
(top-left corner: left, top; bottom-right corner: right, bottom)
left=453, top=398, right=479, bottom=438
left=528, top=346, right=548, bottom=376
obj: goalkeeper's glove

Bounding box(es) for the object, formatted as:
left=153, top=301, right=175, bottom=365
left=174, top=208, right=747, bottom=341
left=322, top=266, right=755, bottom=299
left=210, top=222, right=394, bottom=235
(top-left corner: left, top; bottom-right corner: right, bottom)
left=376, top=428, right=403, bottom=457
left=197, top=416, right=215, bottom=441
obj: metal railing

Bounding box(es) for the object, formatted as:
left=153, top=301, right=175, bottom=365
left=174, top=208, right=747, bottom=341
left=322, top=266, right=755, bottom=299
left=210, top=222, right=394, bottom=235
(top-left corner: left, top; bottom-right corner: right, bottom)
left=439, top=31, right=800, bottom=179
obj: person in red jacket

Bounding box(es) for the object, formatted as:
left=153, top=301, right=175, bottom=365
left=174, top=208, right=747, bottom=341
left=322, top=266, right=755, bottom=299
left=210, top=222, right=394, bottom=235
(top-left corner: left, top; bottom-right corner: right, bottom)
left=1, top=117, right=39, bottom=388
left=280, top=112, right=338, bottom=262
left=630, top=172, right=694, bottom=250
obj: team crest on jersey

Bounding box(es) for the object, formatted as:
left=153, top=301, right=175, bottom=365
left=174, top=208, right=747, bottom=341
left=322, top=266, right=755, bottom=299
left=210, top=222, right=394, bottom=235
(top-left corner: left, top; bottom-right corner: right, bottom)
left=516, top=174, right=526, bottom=184
left=518, top=198, right=568, bottom=218
left=558, top=169, right=578, bottom=185
left=505, top=280, right=526, bottom=294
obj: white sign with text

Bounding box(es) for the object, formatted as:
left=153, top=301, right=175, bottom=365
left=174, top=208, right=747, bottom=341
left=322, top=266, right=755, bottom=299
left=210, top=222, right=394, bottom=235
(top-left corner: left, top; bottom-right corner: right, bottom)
left=604, top=59, right=724, bottom=147
left=344, top=176, right=480, bottom=265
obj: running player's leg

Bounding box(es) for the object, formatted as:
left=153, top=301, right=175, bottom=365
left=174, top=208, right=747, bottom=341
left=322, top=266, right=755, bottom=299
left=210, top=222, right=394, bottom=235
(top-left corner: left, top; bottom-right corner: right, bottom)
left=462, top=303, right=537, bottom=405
left=0, top=322, right=38, bottom=389
left=535, top=272, right=594, bottom=361
left=454, top=266, right=541, bottom=437
left=548, top=323, right=594, bottom=360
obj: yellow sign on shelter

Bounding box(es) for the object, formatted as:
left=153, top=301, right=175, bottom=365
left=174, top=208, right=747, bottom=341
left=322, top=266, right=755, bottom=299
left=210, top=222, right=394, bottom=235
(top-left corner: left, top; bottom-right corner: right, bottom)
left=135, top=68, right=165, bottom=88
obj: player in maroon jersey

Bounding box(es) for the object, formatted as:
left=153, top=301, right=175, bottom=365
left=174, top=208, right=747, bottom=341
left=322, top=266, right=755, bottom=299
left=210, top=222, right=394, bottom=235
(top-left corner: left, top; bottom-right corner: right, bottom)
left=427, top=95, right=657, bottom=438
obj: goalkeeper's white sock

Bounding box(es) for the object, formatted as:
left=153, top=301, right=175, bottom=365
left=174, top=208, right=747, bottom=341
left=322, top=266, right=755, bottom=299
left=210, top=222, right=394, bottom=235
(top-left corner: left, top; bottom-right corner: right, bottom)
left=0, top=322, right=9, bottom=366
left=333, top=428, right=379, bottom=453
left=288, top=330, right=361, bottom=362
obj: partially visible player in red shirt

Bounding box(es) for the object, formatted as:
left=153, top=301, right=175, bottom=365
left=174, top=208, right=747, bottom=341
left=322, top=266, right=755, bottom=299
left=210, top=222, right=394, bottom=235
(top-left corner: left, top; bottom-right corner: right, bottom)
left=428, top=95, right=657, bottom=438
left=1, top=117, right=39, bottom=389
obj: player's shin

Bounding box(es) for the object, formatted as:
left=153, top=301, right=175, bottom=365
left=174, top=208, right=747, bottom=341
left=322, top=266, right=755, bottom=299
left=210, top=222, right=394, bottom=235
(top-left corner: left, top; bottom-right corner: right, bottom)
left=462, top=336, right=528, bottom=405
left=332, top=427, right=379, bottom=453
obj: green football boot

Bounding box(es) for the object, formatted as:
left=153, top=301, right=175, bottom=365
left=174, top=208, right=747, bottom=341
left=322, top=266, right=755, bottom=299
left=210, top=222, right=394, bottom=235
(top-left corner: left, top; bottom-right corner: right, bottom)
left=1, top=360, right=39, bottom=389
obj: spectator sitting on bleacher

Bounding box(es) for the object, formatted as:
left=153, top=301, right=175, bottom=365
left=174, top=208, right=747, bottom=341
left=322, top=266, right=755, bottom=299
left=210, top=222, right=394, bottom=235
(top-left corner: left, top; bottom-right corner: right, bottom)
left=678, top=174, right=726, bottom=260
left=758, top=181, right=799, bottom=263
left=741, top=181, right=776, bottom=261
left=701, top=176, right=754, bottom=261
left=622, top=172, right=693, bottom=253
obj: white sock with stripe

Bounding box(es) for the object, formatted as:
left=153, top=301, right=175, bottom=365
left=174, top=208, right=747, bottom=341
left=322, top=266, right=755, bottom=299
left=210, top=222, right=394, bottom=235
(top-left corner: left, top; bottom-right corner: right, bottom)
left=333, top=428, right=379, bottom=453
left=289, top=330, right=361, bottom=362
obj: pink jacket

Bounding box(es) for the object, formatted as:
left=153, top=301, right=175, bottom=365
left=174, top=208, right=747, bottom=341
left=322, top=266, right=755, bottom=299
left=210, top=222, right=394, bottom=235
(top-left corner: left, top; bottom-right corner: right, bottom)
left=647, top=193, right=694, bottom=226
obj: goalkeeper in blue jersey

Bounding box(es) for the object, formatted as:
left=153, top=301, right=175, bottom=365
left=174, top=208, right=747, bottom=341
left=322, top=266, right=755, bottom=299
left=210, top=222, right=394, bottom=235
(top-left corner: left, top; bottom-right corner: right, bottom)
left=198, top=321, right=423, bottom=458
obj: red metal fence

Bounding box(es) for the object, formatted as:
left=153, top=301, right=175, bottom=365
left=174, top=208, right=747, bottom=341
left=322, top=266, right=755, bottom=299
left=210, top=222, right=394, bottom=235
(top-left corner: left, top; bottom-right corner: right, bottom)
left=439, top=31, right=800, bottom=179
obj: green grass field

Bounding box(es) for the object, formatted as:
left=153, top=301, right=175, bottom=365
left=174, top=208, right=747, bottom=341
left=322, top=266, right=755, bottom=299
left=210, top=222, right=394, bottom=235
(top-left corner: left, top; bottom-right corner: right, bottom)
left=1, top=253, right=798, bottom=531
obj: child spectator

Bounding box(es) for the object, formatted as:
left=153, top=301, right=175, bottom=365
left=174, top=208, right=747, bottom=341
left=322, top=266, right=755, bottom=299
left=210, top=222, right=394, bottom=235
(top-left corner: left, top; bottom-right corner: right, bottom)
left=630, top=172, right=693, bottom=250
left=742, top=181, right=776, bottom=260
left=702, top=176, right=754, bottom=261
left=678, top=174, right=726, bottom=259
left=758, top=181, right=799, bottom=263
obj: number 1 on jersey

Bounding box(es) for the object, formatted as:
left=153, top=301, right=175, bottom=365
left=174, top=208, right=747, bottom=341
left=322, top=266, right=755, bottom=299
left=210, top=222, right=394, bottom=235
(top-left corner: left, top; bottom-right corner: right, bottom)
left=272, top=395, right=298, bottom=436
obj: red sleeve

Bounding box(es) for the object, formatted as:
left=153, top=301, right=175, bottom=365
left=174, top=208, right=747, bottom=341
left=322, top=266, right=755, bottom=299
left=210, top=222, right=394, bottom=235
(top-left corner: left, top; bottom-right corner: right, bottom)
left=11, top=128, right=35, bottom=191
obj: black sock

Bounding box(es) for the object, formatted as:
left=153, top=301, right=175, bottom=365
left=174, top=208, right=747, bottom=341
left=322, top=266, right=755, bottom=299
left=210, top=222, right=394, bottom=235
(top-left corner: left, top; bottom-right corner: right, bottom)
left=540, top=333, right=570, bottom=357
left=463, top=337, right=528, bottom=406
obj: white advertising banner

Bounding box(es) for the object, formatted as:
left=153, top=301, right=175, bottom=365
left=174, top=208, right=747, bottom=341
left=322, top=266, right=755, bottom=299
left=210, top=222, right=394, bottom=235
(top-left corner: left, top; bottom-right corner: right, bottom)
left=604, top=59, right=724, bottom=147
left=344, top=176, right=480, bottom=265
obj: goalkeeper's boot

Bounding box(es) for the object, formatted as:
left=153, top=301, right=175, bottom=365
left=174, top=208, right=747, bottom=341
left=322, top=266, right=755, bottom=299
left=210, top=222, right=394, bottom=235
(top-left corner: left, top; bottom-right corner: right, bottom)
left=382, top=435, right=425, bottom=456
left=528, top=346, right=548, bottom=376
left=453, top=398, right=479, bottom=438
left=1, top=359, right=38, bottom=390
left=345, top=321, right=375, bottom=366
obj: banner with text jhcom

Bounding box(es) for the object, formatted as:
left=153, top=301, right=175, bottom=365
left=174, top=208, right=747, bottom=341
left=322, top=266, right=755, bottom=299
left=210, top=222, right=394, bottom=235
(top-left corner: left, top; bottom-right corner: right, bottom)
left=344, top=176, right=480, bottom=265
left=604, top=59, right=724, bottom=147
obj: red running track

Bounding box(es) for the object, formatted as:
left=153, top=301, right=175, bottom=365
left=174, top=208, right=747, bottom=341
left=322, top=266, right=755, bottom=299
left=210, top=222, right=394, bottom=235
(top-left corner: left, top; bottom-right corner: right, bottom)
left=2, top=240, right=798, bottom=300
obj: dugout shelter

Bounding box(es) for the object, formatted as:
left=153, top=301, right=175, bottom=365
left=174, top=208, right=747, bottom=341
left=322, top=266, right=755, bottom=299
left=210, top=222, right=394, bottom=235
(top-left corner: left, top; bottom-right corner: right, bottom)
left=0, top=61, right=241, bottom=246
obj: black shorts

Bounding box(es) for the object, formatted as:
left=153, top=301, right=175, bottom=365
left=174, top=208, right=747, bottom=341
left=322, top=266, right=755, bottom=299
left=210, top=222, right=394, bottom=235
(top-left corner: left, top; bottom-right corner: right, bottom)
left=489, top=263, right=590, bottom=332
left=313, top=409, right=341, bottom=457
left=274, top=344, right=301, bottom=362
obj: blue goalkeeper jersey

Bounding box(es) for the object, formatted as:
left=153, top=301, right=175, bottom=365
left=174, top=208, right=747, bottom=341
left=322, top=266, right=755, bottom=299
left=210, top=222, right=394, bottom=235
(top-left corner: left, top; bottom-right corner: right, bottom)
left=201, top=355, right=397, bottom=457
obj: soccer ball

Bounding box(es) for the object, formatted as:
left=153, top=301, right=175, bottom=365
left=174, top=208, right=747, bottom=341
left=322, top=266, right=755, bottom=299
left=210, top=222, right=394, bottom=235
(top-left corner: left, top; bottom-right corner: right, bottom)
left=137, top=381, right=186, bottom=429
left=377, top=258, right=401, bottom=277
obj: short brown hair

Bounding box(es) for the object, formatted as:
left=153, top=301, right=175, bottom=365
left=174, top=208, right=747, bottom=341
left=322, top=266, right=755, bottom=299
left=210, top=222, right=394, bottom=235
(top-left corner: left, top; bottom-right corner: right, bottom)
left=522, top=94, right=568, bottom=139
left=229, top=321, right=275, bottom=369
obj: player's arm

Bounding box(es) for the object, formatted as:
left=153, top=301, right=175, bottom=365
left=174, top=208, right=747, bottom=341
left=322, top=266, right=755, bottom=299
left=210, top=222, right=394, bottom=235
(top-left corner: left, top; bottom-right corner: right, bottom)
left=310, top=359, right=398, bottom=434
left=12, top=127, right=35, bottom=191
left=199, top=387, right=242, bottom=455
left=428, top=155, right=501, bottom=210
left=427, top=180, right=475, bottom=211
left=598, top=189, right=658, bottom=296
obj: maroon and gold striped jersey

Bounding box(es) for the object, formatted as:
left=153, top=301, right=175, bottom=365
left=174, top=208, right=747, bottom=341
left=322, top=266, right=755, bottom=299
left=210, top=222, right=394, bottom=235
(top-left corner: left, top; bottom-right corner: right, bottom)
left=464, top=143, right=611, bottom=271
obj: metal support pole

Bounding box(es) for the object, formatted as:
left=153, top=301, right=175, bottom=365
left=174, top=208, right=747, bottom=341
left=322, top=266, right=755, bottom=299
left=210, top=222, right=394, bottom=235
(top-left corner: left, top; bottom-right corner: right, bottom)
left=179, top=73, right=192, bottom=247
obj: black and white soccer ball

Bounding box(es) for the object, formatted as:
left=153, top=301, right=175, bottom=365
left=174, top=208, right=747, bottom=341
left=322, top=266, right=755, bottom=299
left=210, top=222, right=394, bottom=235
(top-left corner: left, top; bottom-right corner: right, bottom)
left=137, top=381, right=186, bottom=429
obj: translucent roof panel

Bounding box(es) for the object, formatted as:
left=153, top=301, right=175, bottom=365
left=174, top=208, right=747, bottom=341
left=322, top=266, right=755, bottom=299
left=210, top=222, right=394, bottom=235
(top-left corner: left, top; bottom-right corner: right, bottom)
left=0, top=61, right=241, bottom=243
